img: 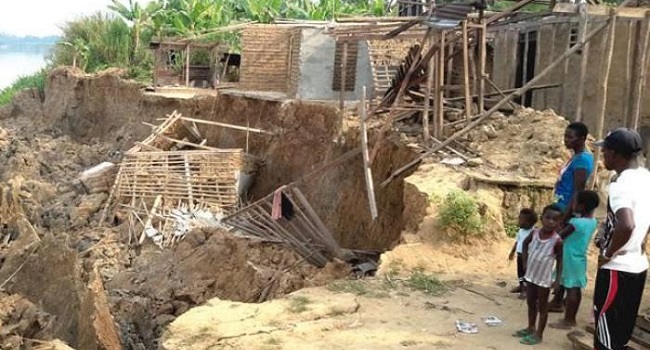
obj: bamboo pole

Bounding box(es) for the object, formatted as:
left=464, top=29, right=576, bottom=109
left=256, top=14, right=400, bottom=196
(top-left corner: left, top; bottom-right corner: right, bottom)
left=629, top=11, right=650, bottom=129
left=593, top=10, right=618, bottom=189
left=559, top=27, right=572, bottom=116
left=462, top=21, right=472, bottom=120
left=478, top=23, right=487, bottom=112
left=360, top=87, right=378, bottom=220
left=435, top=31, right=446, bottom=139
left=575, top=4, right=589, bottom=121
left=180, top=116, right=273, bottom=134
left=185, top=45, right=190, bottom=87
left=422, top=35, right=435, bottom=140
left=380, top=18, right=612, bottom=188
left=340, top=42, right=349, bottom=110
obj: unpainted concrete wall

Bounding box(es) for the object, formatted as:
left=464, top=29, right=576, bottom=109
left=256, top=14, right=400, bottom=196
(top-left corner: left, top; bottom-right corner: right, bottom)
left=296, top=28, right=374, bottom=101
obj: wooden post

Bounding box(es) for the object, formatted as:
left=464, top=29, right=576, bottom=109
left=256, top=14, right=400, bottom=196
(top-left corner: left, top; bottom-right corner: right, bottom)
left=360, top=86, right=378, bottom=220
left=629, top=12, right=650, bottom=129
left=340, top=41, right=349, bottom=110
left=591, top=10, right=618, bottom=189
left=462, top=20, right=472, bottom=120
left=522, top=31, right=530, bottom=106
left=422, top=35, right=435, bottom=140
left=435, top=31, right=446, bottom=139
left=575, top=4, right=589, bottom=121
left=478, top=23, right=487, bottom=112
left=185, top=45, right=190, bottom=87
left=380, top=19, right=612, bottom=187
left=622, top=20, right=635, bottom=125
left=559, top=27, right=572, bottom=116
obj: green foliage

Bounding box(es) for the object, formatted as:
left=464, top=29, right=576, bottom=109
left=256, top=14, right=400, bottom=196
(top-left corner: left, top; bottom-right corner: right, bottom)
left=406, top=269, right=447, bottom=296
left=505, top=222, right=519, bottom=238
left=437, top=190, right=484, bottom=241
left=0, top=70, right=48, bottom=106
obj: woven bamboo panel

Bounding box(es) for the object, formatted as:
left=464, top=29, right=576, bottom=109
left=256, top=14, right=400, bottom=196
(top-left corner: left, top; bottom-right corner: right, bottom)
left=368, top=38, right=424, bottom=98
left=240, top=25, right=296, bottom=93
left=114, top=150, right=243, bottom=213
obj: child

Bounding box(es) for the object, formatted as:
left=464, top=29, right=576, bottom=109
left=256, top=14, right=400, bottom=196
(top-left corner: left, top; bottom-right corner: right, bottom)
left=508, top=208, right=538, bottom=299
left=514, top=204, right=564, bottom=346
left=549, top=191, right=599, bottom=330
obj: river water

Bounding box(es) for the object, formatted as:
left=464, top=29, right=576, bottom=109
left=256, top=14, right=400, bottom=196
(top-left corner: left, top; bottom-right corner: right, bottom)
left=0, top=45, right=52, bottom=90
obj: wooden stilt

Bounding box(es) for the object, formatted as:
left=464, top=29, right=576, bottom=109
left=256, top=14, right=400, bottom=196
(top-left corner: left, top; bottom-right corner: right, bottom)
left=462, top=20, right=472, bottom=120
left=575, top=4, right=589, bottom=122
left=629, top=12, right=650, bottom=129
left=423, top=35, right=435, bottom=140
left=435, top=31, right=446, bottom=139
left=478, top=23, right=487, bottom=112
left=380, top=19, right=612, bottom=187
left=360, top=87, right=378, bottom=220
left=340, top=42, right=349, bottom=110
left=185, top=45, right=190, bottom=87
left=591, top=10, right=618, bottom=189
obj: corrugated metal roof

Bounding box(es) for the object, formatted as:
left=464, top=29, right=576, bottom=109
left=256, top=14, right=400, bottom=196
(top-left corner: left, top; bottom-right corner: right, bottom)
left=424, top=3, right=476, bottom=28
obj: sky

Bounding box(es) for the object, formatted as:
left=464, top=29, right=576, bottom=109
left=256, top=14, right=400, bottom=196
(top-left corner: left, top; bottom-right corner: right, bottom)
left=0, top=0, right=149, bottom=37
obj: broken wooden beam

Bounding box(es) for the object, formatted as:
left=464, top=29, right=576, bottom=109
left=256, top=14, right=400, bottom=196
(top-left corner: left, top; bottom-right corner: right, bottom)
left=360, top=87, right=378, bottom=220
left=380, top=17, right=612, bottom=188
left=180, top=116, right=274, bottom=135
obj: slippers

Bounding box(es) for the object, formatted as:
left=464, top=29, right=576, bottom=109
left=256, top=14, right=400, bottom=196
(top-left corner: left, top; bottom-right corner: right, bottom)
left=512, top=328, right=533, bottom=337
left=520, top=334, right=541, bottom=345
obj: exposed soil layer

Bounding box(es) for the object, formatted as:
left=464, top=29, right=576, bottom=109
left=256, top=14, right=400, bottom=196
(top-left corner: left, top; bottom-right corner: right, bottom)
left=0, top=68, right=414, bottom=349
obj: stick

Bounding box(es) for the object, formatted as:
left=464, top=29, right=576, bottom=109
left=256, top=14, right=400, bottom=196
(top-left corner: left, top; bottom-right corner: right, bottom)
left=460, top=286, right=502, bottom=306
left=360, top=87, right=378, bottom=220
left=180, top=117, right=272, bottom=135
left=185, top=45, right=190, bottom=87
left=446, top=83, right=560, bottom=102
left=591, top=10, right=618, bottom=190
left=478, top=23, right=487, bottom=112
left=430, top=136, right=469, bottom=161
left=139, top=195, right=162, bottom=244
left=629, top=11, right=650, bottom=129
left=435, top=31, right=446, bottom=139
left=380, top=19, right=612, bottom=188
left=462, top=20, right=472, bottom=120
left=575, top=4, right=589, bottom=121
left=422, top=36, right=435, bottom=140
left=369, top=28, right=434, bottom=164
left=340, top=41, right=349, bottom=110
left=484, top=77, right=519, bottom=110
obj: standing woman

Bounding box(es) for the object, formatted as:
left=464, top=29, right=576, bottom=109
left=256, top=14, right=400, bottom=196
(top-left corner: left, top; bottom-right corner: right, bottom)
left=549, top=122, right=595, bottom=313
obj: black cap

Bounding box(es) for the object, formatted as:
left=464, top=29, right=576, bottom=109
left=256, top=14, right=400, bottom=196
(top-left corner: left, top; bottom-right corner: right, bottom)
left=594, top=128, right=643, bottom=155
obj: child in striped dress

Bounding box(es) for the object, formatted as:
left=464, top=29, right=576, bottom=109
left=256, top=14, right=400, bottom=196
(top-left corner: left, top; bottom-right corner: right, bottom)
left=514, top=204, right=564, bottom=346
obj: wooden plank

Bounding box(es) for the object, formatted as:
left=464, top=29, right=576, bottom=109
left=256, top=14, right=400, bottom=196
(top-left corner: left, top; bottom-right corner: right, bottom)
left=628, top=12, right=650, bottom=129
left=575, top=4, right=590, bottom=121
left=423, top=35, right=435, bottom=139
left=185, top=45, right=190, bottom=87
left=462, top=21, right=472, bottom=120
left=590, top=10, right=617, bottom=190
left=554, top=3, right=650, bottom=19
left=435, top=31, right=446, bottom=138
left=359, top=87, right=378, bottom=220
left=340, top=42, right=349, bottom=110
left=478, top=24, right=487, bottom=112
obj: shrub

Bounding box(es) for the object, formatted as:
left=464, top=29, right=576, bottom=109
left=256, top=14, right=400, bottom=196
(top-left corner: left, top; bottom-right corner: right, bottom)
left=437, top=190, right=484, bottom=241
left=0, top=69, right=48, bottom=106
left=505, top=222, right=519, bottom=238
left=406, top=269, right=447, bottom=296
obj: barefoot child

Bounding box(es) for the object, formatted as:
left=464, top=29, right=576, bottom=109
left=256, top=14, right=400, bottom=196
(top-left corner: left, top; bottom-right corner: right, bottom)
left=514, top=204, right=563, bottom=345
left=549, top=191, right=599, bottom=330
left=508, top=209, right=538, bottom=299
